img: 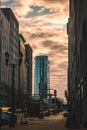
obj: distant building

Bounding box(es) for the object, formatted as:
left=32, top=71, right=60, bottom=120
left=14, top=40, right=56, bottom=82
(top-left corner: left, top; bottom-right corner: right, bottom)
left=18, top=34, right=26, bottom=108
left=34, top=55, right=48, bottom=99
left=25, top=44, right=33, bottom=99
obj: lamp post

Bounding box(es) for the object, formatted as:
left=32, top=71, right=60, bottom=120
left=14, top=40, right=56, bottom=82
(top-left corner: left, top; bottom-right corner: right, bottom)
left=5, top=51, right=23, bottom=127
left=39, top=83, right=44, bottom=119
left=48, top=88, right=54, bottom=115
left=47, top=61, right=52, bottom=115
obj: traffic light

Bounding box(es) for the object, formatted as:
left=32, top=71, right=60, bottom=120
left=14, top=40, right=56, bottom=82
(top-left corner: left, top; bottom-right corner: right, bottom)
left=54, top=89, right=57, bottom=96
left=65, top=90, right=67, bottom=97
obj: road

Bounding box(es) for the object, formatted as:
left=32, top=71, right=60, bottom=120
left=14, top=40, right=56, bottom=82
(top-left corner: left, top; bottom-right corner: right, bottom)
left=1, top=111, right=86, bottom=130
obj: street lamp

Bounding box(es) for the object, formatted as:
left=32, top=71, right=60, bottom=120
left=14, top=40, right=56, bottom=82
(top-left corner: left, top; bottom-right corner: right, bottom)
left=5, top=51, right=23, bottom=127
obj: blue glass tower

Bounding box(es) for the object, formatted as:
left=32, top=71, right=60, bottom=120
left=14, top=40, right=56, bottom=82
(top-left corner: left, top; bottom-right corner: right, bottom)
left=34, top=56, right=48, bottom=99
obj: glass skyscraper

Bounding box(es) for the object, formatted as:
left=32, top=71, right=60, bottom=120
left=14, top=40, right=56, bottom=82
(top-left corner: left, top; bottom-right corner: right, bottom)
left=34, top=55, right=48, bottom=99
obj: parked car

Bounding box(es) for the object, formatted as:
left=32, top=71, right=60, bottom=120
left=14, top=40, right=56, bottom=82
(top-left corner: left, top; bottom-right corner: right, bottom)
left=0, top=107, right=17, bottom=126
left=6, top=111, right=17, bottom=123
left=1, top=111, right=10, bottom=125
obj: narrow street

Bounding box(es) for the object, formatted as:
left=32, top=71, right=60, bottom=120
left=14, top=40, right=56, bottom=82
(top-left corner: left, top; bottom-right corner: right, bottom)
left=1, top=111, right=86, bottom=130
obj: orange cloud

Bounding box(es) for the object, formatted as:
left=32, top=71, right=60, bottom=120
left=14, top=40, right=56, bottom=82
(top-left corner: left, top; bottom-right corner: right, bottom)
left=2, top=0, right=69, bottom=100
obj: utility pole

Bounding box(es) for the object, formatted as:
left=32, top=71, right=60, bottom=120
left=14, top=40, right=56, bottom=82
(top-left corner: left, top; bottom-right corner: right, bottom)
left=54, top=89, right=57, bottom=114
left=48, top=61, right=50, bottom=115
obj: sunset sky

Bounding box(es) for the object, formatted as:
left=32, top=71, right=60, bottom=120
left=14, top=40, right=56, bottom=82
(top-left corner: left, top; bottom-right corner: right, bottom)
left=1, top=0, right=69, bottom=101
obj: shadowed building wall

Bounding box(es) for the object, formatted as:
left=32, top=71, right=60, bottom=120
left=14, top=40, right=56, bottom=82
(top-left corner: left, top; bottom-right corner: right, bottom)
left=69, top=0, right=87, bottom=127
left=0, top=8, right=19, bottom=106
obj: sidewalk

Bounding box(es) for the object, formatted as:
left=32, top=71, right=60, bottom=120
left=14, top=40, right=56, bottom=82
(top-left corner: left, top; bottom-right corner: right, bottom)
left=1, top=111, right=87, bottom=130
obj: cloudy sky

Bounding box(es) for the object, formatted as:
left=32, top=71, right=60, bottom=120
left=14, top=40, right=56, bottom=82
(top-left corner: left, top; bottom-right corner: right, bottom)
left=1, top=0, right=69, bottom=101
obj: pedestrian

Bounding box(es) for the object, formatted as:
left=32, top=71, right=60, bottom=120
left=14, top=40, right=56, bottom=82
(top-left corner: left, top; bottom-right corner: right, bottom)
left=24, top=109, right=26, bottom=121
left=23, top=108, right=28, bottom=125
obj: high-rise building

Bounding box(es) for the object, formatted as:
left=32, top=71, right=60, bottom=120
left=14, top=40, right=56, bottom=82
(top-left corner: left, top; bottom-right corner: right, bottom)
left=0, top=8, right=10, bottom=106
left=34, top=55, right=48, bottom=99
left=0, top=8, right=19, bottom=106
